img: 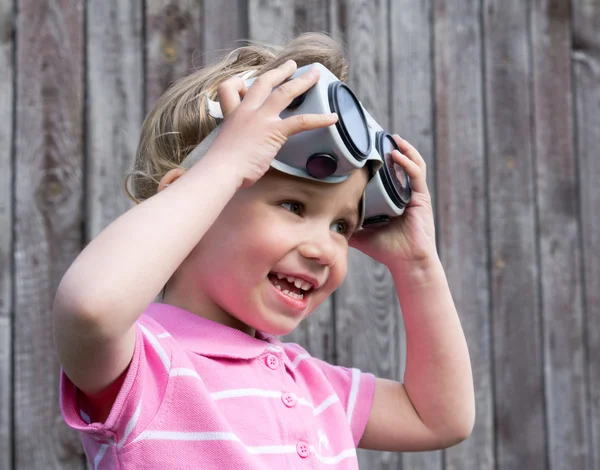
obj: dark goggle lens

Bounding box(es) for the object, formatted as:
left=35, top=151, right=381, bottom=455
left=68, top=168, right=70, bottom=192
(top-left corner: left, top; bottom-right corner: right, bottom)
left=329, top=83, right=371, bottom=159
left=380, top=133, right=411, bottom=207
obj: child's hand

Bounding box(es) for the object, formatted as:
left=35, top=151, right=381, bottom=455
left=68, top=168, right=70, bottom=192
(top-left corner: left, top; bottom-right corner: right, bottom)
left=207, top=60, right=338, bottom=189
left=350, top=136, right=437, bottom=267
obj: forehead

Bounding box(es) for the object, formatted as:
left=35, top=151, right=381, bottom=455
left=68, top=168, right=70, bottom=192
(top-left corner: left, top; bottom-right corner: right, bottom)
left=259, top=168, right=369, bottom=200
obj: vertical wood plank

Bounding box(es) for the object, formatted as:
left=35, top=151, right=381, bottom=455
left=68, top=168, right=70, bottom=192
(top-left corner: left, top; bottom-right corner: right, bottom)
left=572, top=2, right=600, bottom=467
left=0, top=0, right=13, bottom=467
left=333, top=1, right=401, bottom=468
left=294, top=0, right=329, bottom=34
left=13, top=0, right=84, bottom=468
left=484, top=1, right=547, bottom=469
left=434, top=1, right=494, bottom=469
left=248, top=0, right=294, bottom=45
left=531, top=1, right=589, bottom=468
left=389, top=1, right=439, bottom=467
left=87, top=1, right=144, bottom=238
left=202, top=0, right=248, bottom=65
left=145, top=0, right=202, bottom=109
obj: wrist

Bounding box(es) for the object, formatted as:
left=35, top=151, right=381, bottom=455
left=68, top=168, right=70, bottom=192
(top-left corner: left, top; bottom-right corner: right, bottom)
left=388, top=252, right=444, bottom=287
left=192, top=149, right=245, bottom=192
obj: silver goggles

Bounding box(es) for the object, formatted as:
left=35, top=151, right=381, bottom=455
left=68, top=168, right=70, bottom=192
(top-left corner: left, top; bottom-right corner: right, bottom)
left=181, top=63, right=411, bottom=228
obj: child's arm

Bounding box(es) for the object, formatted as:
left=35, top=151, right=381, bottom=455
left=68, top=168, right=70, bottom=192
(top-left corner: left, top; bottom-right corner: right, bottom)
left=360, top=257, right=474, bottom=451
left=53, top=61, right=336, bottom=398
left=351, top=136, right=475, bottom=451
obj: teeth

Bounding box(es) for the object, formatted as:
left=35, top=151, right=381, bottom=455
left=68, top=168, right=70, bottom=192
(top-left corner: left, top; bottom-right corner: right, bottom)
left=272, top=273, right=314, bottom=292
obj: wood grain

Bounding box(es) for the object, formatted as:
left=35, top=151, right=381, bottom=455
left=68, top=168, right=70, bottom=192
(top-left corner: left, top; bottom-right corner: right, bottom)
left=484, top=1, right=547, bottom=468
left=572, top=2, right=600, bottom=468
left=202, top=0, right=249, bottom=65
left=434, top=0, right=494, bottom=469
left=248, top=0, right=294, bottom=45
left=390, top=1, right=439, bottom=467
left=531, top=1, right=589, bottom=468
left=145, top=0, right=202, bottom=109
left=332, top=1, right=404, bottom=468
left=86, top=0, right=144, bottom=239
left=294, top=0, right=329, bottom=34
left=0, top=0, right=13, bottom=467
left=13, top=0, right=84, bottom=468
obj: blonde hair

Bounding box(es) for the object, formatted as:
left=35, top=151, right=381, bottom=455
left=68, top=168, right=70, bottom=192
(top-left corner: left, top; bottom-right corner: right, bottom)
left=125, top=33, right=349, bottom=203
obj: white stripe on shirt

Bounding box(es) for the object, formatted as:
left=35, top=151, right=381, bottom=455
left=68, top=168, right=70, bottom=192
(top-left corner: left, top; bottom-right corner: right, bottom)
left=118, top=399, right=143, bottom=448
left=139, top=324, right=171, bottom=372
left=346, top=368, right=361, bottom=424
left=133, top=430, right=356, bottom=464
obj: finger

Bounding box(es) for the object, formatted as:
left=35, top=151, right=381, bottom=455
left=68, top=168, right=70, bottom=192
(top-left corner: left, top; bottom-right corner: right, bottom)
left=391, top=149, right=429, bottom=194
left=262, top=66, right=320, bottom=113
left=392, top=135, right=427, bottom=173
left=243, top=60, right=298, bottom=106
left=279, top=112, right=338, bottom=137
left=217, top=77, right=248, bottom=118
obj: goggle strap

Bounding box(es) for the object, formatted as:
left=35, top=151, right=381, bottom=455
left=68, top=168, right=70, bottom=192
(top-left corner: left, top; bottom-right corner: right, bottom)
left=179, top=125, right=221, bottom=170
left=204, top=70, right=256, bottom=120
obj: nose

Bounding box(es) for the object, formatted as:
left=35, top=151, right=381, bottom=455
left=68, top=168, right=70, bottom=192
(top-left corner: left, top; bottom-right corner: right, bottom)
left=297, top=229, right=337, bottom=267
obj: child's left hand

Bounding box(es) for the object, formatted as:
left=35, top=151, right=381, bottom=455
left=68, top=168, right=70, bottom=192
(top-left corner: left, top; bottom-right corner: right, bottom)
left=350, top=136, right=437, bottom=268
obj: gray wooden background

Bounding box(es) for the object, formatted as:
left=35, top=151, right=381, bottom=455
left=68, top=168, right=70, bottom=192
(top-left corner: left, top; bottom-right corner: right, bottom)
left=0, top=0, right=598, bottom=469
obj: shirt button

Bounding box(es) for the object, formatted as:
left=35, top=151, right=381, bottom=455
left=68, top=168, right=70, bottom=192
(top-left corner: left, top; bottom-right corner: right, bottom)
left=296, top=440, right=310, bottom=458
left=265, top=354, right=280, bottom=370
left=281, top=392, right=297, bottom=408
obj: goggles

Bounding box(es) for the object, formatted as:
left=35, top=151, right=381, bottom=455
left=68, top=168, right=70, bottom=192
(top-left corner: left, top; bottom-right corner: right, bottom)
left=181, top=63, right=411, bottom=228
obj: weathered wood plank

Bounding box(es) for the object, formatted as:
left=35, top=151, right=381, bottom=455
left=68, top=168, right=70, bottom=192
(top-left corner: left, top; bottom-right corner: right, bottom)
left=332, top=1, right=402, bottom=468
left=572, top=2, right=600, bottom=467
left=145, top=1, right=202, bottom=109
left=389, top=1, right=438, bottom=467
left=248, top=0, right=294, bottom=45
left=294, top=0, right=329, bottom=34
left=434, top=0, right=494, bottom=469
left=0, top=0, right=13, bottom=467
left=484, top=1, right=547, bottom=469
left=202, top=0, right=248, bottom=65
left=13, top=0, right=84, bottom=468
left=87, top=0, right=144, bottom=238
left=531, top=1, right=589, bottom=468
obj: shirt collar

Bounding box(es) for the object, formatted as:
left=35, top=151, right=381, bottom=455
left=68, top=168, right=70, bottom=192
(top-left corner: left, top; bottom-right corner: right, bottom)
left=144, top=302, right=279, bottom=359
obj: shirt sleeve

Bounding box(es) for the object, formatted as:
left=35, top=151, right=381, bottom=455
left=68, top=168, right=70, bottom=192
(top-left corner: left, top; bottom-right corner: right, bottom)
left=59, top=317, right=172, bottom=448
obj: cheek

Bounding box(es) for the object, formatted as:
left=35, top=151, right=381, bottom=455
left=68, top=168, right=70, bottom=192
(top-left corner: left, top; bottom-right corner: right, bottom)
left=329, top=250, right=349, bottom=288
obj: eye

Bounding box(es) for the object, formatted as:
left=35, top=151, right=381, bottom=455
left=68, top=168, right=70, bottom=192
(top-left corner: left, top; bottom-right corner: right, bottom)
left=280, top=201, right=303, bottom=215
left=331, top=220, right=352, bottom=235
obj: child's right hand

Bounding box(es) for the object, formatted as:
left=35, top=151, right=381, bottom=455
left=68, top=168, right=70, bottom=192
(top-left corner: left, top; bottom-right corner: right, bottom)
left=206, top=60, right=338, bottom=189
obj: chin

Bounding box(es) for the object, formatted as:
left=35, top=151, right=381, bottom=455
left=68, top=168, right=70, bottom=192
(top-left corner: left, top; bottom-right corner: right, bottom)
left=253, top=315, right=303, bottom=337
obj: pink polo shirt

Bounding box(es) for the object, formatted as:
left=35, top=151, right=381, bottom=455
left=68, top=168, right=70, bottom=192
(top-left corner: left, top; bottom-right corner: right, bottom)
left=60, top=303, right=375, bottom=469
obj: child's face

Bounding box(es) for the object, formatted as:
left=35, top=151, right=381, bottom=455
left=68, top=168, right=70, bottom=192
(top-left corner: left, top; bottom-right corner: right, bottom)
left=165, top=167, right=369, bottom=336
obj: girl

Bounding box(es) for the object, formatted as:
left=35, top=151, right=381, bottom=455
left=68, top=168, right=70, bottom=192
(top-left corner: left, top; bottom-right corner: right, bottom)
left=54, top=33, right=474, bottom=469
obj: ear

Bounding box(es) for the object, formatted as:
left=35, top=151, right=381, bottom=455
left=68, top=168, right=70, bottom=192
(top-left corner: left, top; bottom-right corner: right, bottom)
left=158, top=168, right=186, bottom=193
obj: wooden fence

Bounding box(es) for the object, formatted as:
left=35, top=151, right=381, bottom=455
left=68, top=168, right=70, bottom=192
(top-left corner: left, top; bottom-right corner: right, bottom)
left=0, top=0, right=598, bottom=469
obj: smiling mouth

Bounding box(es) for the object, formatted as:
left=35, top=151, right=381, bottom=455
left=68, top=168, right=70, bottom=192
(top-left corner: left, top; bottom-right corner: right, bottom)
left=267, top=273, right=314, bottom=300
